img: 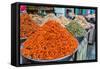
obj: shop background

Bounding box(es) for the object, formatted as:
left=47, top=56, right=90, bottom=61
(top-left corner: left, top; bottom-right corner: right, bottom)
left=0, top=0, right=99, bottom=69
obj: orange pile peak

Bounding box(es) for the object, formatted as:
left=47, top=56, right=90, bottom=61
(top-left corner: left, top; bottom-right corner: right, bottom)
left=22, top=20, right=78, bottom=60
left=20, top=13, right=39, bottom=38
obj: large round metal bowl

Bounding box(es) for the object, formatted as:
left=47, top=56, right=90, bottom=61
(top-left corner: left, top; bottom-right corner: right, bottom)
left=21, top=42, right=79, bottom=62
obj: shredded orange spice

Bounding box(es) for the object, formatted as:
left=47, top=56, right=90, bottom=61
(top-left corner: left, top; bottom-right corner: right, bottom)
left=20, top=13, right=39, bottom=38
left=21, top=20, right=78, bottom=60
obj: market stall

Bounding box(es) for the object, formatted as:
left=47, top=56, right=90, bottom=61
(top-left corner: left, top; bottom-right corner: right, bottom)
left=19, top=6, right=96, bottom=64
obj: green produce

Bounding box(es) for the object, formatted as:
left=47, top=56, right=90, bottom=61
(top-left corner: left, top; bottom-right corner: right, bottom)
left=65, top=20, right=87, bottom=37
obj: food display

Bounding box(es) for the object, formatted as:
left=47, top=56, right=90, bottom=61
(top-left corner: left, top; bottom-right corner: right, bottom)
left=21, top=19, right=78, bottom=60
left=20, top=13, right=40, bottom=38
left=66, top=20, right=87, bottom=37
left=74, top=15, right=91, bottom=29
left=11, top=2, right=97, bottom=66
left=43, top=13, right=65, bottom=27
left=59, top=15, right=71, bottom=25
left=29, top=14, right=44, bottom=25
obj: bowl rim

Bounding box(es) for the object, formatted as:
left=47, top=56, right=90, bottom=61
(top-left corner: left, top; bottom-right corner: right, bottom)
left=20, top=39, right=79, bottom=62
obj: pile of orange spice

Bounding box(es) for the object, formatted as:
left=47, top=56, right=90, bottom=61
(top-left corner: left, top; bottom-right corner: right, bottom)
left=21, top=20, right=78, bottom=60
left=20, top=13, right=39, bottom=38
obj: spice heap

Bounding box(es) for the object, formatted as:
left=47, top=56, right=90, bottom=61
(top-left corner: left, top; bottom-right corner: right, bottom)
left=29, top=14, right=44, bottom=25
left=20, top=13, right=39, bottom=38
left=74, top=15, right=91, bottom=29
left=59, top=16, right=71, bottom=25
left=65, top=20, right=86, bottom=37
left=21, top=19, right=78, bottom=60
